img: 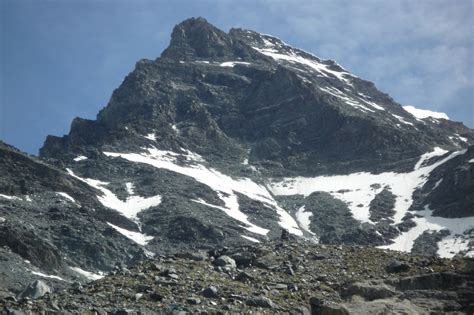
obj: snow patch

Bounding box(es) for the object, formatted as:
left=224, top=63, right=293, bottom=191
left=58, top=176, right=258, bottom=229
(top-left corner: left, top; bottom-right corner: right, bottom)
left=249, top=165, right=258, bottom=173
left=454, top=134, right=468, bottom=143
left=73, top=155, right=87, bottom=162
left=0, top=217, right=5, bottom=223
left=438, top=236, right=473, bottom=258
left=241, top=235, right=260, bottom=243
left=191, top=198, right=269, bottom=235
left=0, top=194, right=20, bottom=200
left=319, top=86, right=374, bottom=113
left=219, top=61, right=251, bottom=67
left=107, top=222, right=154, bottom=246
left=457, top=136, right=468, bottom=143
left=270, top=148, right=464, bottom=225
left=70, top=267, right=104, bottom=281
left=362, top=100, right=385, bottom=111
left=379, top=206, right=473, bottom=257
left=103, top=148, right=302, bottom=236
left=56, top=192, right=76, bottom=203
left=295, top=206, right=316, bottom=236
left=403, top=105, right=449, bottom=120
left=357, top=92, right=371, bottom=99
left=297, top=75, right=312, bottom=84
left=414, top=147, right=448, bottom=170
left=66, top=169, right=162, bottom=222
left=261, top=37, right=276, bottom=48
left=432, top=178, right=443, bottom=191
left=469, top=159, right=474, bottom=163
left=144, top=133, right=156, bottom=141
left=183, top=149, right=206, bottom=163
left=254, top=46, right=354, bottom=84
left=448, top=135, right=469, bottom=145
left=125, top=182, right=135, bottom=195
left=392, top=114, right=415, bottom=126
left=31, top=271, right=65, bottom=281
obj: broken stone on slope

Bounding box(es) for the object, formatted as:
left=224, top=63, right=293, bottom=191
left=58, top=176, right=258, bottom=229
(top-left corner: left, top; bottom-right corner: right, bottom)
left=246, top=296, right=276, bottom=308
left=201, top=286, right=219, bottom=298
left=16, top=280, right=52, bottom=300
left=213, top=255, right=236, bottom=270
left=386, top=260, right=410, bottom=273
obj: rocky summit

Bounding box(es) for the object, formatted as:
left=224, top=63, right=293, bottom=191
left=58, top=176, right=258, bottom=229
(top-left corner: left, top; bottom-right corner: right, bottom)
left=1, top=17, right=473, bottom=313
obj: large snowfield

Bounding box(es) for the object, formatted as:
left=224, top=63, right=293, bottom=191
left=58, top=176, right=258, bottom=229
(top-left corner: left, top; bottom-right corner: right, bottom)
left=103, top=147, right=303, bottom=237
left=62, top=144, right=473, bottom=258
left=269, top=147, right=473, bottom=258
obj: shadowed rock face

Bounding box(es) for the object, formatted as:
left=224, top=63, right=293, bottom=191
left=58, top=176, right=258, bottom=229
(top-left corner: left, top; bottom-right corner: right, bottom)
left=0, top=226, right=63, bottom=273
left=414, top=146, right=474, bottom=218
left=0, top=141, right=149, bottom=293
left=1, top=17, right=473, bottom=301
left=161, top=17, right=237, bottom=59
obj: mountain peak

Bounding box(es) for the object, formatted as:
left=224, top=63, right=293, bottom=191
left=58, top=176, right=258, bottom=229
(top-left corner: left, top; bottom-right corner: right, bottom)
left=41, top=17, right=473, bottom=171
left=174, top=16, right=215, bottom=33
left=161, top=17, right=234, bottom=60
left=1, top=18, right=474, bottom=304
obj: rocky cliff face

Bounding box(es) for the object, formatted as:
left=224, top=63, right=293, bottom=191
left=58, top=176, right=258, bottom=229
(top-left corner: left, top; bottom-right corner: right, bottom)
left=0, top=141, right=150, bottom=295
left=1, top=17, right=473, bottom=303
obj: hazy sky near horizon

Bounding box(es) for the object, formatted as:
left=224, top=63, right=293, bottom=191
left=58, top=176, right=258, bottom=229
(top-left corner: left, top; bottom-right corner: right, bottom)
left=1, top=0, right=473, bottom=155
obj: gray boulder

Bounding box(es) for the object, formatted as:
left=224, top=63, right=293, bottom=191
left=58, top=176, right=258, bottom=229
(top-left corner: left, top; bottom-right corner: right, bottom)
left=214, top=255, right=236, bottom=270
left=230, top=251, right=256, bottom=267
left=290, top=306, right=311, bottom=315
left=310, top=297, right=349, bottom=315
left=201, top=286, right=219, bottom=298
left=16, top=280, right=51, bottom=300
left=386, top=260, right=410, bottom=273
left=246, top=296, right=276, bottom=308
left=343, top=281, right=398, bottom=301
left=344, top=298, right=424, bottom=315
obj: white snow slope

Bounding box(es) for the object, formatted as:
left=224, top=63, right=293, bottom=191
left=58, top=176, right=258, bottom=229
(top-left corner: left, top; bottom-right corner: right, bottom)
left=66, top=144, right=471, bottom=257
left=103, top=147, right=303, bottom=237
left=69, top=266, right=104, bottom=281
left=66, top=169, right=162, bottom=222
left=66, top=169, right=158, bottom=246
left=253, top=45, right=353, bottom=85
left=269, top=147, right=472, bottom=258
left=106, top=222, right=154, bottom=246
left=403, top=105, right=449, bottom=120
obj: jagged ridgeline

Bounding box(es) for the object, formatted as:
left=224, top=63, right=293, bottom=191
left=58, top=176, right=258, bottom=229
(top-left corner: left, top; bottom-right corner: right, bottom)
left=1, top=17, right=473, bottom=300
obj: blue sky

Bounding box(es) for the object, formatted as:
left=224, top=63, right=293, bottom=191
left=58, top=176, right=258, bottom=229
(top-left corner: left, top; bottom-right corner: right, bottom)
left=1, top=0, right=473, bottom=155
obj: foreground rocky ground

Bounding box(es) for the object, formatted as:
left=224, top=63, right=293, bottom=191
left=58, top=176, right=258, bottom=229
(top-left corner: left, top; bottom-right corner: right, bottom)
left=1, top=236, right=473, bottom=314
